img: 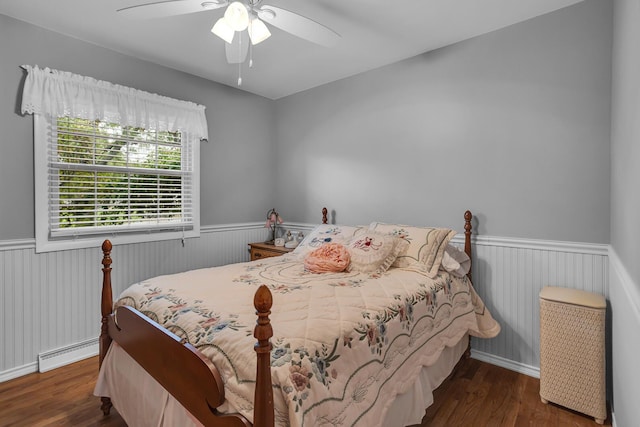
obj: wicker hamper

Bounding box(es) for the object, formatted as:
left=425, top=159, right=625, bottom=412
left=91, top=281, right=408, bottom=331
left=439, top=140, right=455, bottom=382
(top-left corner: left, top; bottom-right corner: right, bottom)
left=539, top=286, right=606, bottom=424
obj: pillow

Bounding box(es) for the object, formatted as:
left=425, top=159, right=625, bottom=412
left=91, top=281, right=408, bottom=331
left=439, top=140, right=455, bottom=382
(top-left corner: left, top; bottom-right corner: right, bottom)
left=344, top=231, right=408, bottom=274
left=292, top=224, right=364, bottom=258
left=304, top=243, right=351, bottom=273
left=368, top=222, right=456, bottom=278
left=440, top=244, right=471, bottom=277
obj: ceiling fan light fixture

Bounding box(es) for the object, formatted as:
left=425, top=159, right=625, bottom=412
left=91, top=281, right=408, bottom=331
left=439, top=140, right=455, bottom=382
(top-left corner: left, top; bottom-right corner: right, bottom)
left=211, top=17, right=234, bottom=44
left=224, top=1, right=249, bottom=31
left=248, top=17, right=271, bottom=45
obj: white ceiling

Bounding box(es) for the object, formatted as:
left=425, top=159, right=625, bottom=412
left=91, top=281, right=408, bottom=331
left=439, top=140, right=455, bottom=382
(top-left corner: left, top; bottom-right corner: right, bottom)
left=0, top=0, right=584, bottom=100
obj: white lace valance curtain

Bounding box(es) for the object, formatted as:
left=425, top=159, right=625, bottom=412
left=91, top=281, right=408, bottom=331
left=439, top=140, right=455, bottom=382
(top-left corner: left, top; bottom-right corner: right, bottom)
left=21, top=65, right=209, bottom=140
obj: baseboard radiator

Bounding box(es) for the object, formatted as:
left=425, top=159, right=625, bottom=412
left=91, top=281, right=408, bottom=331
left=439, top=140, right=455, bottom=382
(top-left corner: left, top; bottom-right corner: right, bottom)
left=37, top=338, right=99, bottom=373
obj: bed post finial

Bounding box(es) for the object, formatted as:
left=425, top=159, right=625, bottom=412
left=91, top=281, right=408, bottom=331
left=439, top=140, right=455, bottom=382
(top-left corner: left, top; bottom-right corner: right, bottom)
left=254, top=285, right=275, bottom=427
left=464, top=211, right=472, bottom=283
left=322, top=207, right=328, bottom=224
left=101, top=239, right=112, bottom=269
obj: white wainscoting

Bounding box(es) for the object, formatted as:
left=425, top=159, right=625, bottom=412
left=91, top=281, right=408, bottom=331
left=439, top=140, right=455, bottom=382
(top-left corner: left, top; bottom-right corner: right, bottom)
left=0, top=224, right=269, bottom=382
left=457, top=235, right=610, bottom=377
left=0, top=228, right=612, bottom=384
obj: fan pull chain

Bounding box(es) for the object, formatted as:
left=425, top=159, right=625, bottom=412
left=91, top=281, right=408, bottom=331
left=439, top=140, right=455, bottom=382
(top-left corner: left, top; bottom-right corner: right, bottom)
left=237, top=32, right=243, bottom=86
left=248, top=18, right=254, bottom=68
left=249, top=40, right=254, bottom=68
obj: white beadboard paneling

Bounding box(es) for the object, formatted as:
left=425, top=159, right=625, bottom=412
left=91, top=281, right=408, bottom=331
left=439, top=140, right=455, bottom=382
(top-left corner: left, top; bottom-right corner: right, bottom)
left=0, top=229, right=611, bottom=383
left=0, top=224, right=268, bottom=380
left=470, top=349, right=540, bottom=378
left=469, top=240, right=609, bottom=371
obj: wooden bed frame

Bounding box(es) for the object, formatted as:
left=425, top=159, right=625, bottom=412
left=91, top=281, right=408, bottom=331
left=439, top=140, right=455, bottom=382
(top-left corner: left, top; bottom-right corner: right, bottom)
left=98, top=209, right=474, bottom=427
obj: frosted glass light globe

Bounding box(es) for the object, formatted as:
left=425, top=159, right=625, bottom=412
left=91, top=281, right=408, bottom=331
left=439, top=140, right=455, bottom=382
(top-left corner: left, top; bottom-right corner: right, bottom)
left=224, top=2, right=249, bottom=31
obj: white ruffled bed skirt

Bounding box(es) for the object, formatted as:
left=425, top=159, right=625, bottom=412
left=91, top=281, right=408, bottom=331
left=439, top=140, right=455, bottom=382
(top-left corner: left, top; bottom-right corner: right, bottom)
left=94, top=335, right=467, bottom=427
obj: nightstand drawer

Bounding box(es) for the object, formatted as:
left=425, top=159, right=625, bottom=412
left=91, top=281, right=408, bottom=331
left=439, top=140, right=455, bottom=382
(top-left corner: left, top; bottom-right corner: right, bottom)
left=249, top=242, right=293, bottom=261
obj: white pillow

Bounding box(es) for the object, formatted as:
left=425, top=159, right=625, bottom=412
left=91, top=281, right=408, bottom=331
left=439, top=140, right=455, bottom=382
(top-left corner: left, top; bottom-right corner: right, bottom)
left=344, top=231, right=408, bottom=274
left=440, top=244, right=471, bottom=277
left=292, top=224, right=364, bottom=258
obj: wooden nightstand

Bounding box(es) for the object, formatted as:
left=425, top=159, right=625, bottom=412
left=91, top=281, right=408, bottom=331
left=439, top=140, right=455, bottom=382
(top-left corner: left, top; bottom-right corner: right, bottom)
left=248, top=242, right=294, bottom=261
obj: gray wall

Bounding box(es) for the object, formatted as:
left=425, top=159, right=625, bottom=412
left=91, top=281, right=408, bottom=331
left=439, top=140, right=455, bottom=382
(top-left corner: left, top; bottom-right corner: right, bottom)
left=274, top=0, right=611, bottom=244
left=610, top=0, right=640, bottom=425
left=0, top=14, right=276, bottom=241
left=611, top=0, right=640, bottom=288
left=0, top=3, right=614, bottom=242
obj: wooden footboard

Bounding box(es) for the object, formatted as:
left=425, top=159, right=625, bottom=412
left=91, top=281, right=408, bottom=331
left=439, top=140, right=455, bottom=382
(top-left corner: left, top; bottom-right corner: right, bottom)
left=96, top=207, right=331, bottom=426
left=98, top=209, right=474, bottom=427
left=99, top=238, right=268, bottom=427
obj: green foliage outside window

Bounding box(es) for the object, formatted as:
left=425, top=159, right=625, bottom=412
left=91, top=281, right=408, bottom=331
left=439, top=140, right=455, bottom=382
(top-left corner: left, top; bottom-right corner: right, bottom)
left=55, top=117, right=184, bottom=229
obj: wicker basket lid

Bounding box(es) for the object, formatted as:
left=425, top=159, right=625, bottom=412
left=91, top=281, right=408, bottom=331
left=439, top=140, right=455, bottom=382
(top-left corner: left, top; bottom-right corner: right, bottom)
left=540, top=286, right=605, bottom=309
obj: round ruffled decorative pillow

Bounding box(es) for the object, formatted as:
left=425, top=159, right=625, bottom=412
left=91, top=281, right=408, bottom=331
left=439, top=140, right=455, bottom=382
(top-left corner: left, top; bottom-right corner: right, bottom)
left=304, top=242, right=351, bottom=273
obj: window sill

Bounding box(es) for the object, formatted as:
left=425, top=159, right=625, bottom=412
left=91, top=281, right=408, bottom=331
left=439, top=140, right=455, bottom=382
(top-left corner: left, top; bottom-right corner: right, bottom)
left=35, top=227, right=200, bottom=253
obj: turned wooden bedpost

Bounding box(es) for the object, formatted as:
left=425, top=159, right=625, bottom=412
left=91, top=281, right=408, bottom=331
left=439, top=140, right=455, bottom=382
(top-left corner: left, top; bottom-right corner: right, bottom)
left=464, top=211, right=473, bottom=283
left=463, top=211, right=473, bottom=359
left=99, top=240, right=114, bottom=366
left=253, top=285, right=274, bottom=427
left=322, top=207, right=328, bottom=224
left=99, top=239, right=114, bottom=415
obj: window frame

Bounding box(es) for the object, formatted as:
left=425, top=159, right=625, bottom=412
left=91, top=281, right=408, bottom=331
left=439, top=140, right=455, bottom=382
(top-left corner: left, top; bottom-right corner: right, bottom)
left=34, top=115, right=200, bottom=253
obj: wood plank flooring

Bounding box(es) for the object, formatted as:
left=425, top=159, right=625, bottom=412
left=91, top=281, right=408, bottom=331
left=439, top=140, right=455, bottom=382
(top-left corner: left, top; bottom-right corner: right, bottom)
left=0, top=356, right=610, bottom=426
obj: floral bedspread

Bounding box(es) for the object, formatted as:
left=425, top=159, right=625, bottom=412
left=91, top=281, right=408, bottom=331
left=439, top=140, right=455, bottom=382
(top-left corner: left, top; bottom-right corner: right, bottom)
left=115, top=255, right=499, bottom=427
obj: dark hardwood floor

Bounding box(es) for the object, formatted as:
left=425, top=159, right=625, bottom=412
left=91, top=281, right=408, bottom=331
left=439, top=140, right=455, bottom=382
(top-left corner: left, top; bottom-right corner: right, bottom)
left=0, top=356, right=609, bottom=426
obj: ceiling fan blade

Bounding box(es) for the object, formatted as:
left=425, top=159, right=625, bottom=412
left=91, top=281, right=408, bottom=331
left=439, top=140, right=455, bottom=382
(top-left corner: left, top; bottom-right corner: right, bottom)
left=225, top=32, right=249, bottom=64
left=256, top=5, right=340, bottom=47
left=117, top=0, right=227, bottom=20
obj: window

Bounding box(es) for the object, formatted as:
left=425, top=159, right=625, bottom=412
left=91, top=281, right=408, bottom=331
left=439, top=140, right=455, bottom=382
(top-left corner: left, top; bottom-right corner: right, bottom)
left=48, top=117, right=194, bottom=235
left=22, top=65, right=207, bottom=252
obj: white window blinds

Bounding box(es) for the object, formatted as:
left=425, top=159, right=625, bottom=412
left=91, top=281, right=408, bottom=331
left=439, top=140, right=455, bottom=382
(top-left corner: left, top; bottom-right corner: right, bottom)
left=21, top=65, right=206, bottom=251
left=48, top=117, right=194, bottom=236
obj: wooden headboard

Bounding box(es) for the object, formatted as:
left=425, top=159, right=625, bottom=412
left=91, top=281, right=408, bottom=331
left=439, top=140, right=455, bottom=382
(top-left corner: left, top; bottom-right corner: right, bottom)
left=464, top=210, right=473, bottom=282
left=320, top=207, right=473, bottom=281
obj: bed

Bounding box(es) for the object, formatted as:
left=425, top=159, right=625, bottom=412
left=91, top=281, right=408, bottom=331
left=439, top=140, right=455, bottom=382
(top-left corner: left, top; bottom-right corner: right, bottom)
left=95, top=209, right=500, bottom=427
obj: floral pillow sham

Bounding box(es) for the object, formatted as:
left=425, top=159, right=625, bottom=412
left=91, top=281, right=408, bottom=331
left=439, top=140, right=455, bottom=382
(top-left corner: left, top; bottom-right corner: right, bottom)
left=368, top=223, right=456, bottom=278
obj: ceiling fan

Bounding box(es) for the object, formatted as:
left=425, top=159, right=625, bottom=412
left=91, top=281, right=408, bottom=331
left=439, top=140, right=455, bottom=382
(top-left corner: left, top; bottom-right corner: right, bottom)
left=118, top=0, right=340, bottom=80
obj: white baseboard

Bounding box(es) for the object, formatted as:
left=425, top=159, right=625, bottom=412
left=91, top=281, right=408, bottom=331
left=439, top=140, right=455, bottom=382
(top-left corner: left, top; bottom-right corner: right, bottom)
left=470, top=349, right=540, bottom=378
left=37, top=337, right=99, bottom=373
left=0, top=362, right=38, bottom=383
left=611, top=411, right=618, bottom=427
